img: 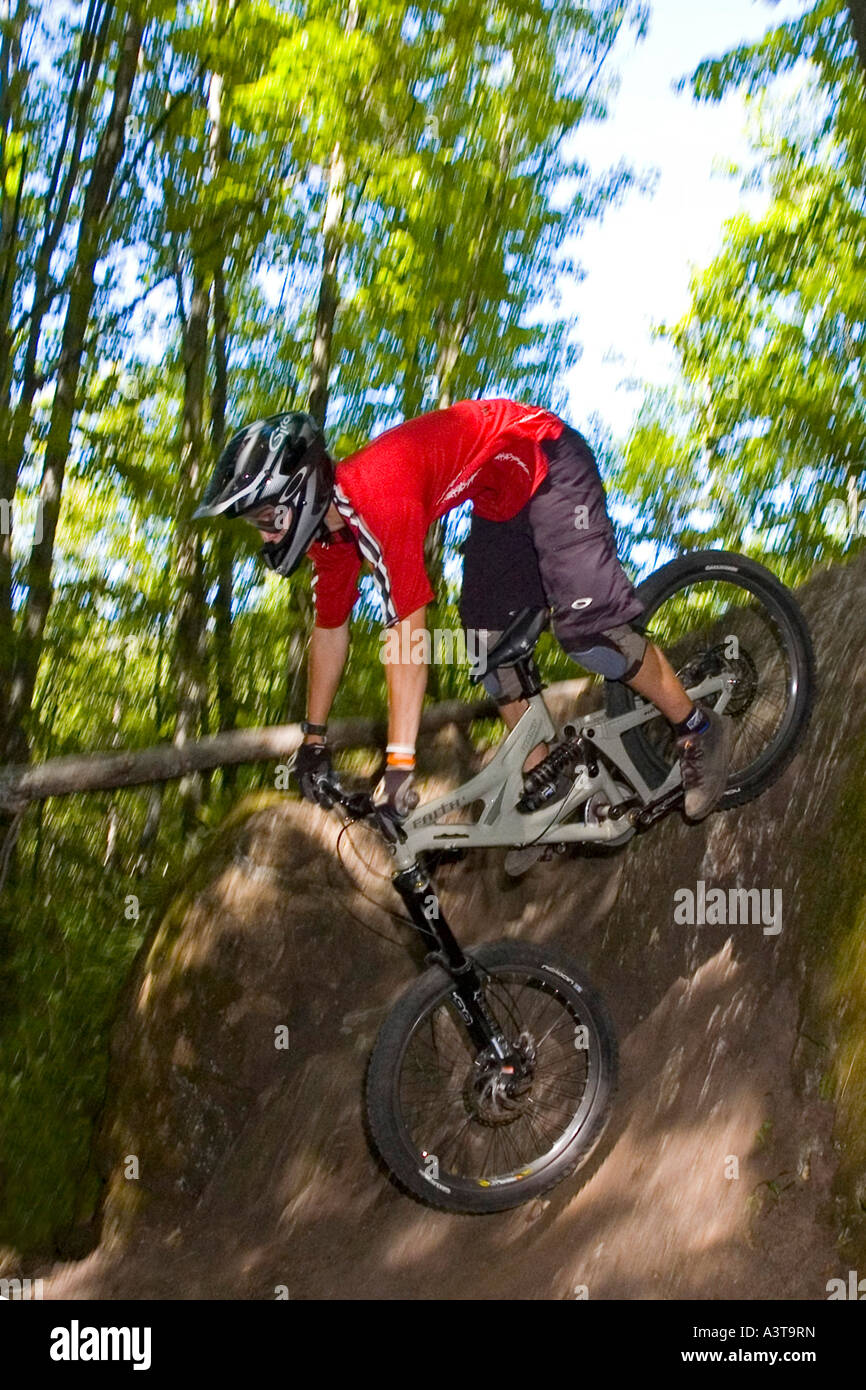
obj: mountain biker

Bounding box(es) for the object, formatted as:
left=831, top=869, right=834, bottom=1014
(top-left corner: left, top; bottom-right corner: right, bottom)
left=193, top=403, right=730, bottom=822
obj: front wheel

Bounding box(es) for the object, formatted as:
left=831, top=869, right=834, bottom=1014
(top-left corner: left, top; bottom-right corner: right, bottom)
left=604, top=550, right=815, bottom=808
left=366, top=941, right=617, bottom=1214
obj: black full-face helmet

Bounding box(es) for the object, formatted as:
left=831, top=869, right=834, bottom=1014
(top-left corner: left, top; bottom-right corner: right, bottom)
left=193, top=411, right=335, bottom=577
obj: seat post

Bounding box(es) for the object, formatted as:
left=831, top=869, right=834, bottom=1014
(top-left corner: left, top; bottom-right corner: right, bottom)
left=471, top=606, right=550, bottom=700
left=513, top=653, right=544, bottom=699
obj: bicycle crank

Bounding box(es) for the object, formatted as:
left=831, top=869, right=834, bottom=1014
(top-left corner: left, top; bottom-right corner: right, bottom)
left=628, top=786, right=684, bottom=831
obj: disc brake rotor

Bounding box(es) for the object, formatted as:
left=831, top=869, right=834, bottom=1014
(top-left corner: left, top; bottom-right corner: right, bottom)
left=677, top=642, right=759, bottom=719
left=464, top=1033, right=537, bottom=1126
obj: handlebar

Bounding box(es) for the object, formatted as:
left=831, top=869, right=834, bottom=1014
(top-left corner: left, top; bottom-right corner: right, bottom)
left=317, top=775, right=406, bottom=844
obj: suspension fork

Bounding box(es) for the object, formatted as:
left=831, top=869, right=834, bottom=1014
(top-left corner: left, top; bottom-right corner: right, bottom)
left=392, top=863, right=510, bottom=1059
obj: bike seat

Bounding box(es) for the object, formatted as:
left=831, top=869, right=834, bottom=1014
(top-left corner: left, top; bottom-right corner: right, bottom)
left=472, top=607, right=550, bottom=680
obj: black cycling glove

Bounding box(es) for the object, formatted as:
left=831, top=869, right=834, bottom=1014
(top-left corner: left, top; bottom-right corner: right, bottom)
left=293, top=742, right=333, bottom=806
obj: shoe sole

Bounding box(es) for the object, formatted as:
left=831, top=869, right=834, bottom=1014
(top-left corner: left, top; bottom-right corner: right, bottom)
left=504, top=845, right=550, bottom=877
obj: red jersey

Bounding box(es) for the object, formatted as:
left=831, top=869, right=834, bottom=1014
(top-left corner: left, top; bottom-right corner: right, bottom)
left=308, top=398, right=564, bottom=627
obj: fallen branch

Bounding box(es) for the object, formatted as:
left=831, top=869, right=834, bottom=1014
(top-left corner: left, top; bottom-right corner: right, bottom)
left=0, top=678, right=595, bottom=812
left=0, top=695, right=501, bottom=810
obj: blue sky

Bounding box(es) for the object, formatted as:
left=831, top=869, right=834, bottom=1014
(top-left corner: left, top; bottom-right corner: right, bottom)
left=563, top=0, right=809, bottom=440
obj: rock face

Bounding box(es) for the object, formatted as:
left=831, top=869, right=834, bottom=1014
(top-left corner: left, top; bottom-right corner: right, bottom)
left=45, top=554, right=866, bottom=1299
left=92, top=795, right=415, bottom=1243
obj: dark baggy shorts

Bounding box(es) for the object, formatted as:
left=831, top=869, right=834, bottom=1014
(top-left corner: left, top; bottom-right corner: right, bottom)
left=459, top=425, right=644, bottom=688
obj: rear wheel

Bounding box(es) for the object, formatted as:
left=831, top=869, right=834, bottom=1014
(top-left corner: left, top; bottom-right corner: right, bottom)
left=604, top=550, right=815, bottom=808
left=366, top=941, right=617, bottom=1214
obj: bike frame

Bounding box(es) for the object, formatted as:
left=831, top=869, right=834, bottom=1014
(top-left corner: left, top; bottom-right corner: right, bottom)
left=390, top=670, right=734, bottom=874
left=326, top=667, right=734, bottom=1060
left=374, top=669, right=732, bottom=1059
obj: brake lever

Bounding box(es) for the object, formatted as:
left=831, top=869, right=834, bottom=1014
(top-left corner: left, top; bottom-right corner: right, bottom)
left=316, top=774, right=351, bottom=813
left=343, top=790, right=380, bottom=820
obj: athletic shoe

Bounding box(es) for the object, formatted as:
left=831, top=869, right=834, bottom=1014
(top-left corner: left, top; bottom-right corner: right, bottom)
left=676, top=705, right=731, bottom=820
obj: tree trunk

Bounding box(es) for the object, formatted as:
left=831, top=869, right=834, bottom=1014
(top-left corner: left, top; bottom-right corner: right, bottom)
left=172, top=269, right=210, bottom=823
left=0, top=0, right=90, bottom=757
left=134, top=784, right=163, bottom=877
left=847, top=468, right=860, bottom=542
left=284, top=581, right=313, bottom=723
left=401, top=342, right=426, bottom=420
left=0, top=0, right=32, bottom=422
left=7, top=7, right=143, bottom=762
left=103, top=696, right=122, bottom=868
left=308, top=141, right=346, bottom=427
left=208, top=53, right=236, bottom=788
left=847, top=2, right=866, bottom=82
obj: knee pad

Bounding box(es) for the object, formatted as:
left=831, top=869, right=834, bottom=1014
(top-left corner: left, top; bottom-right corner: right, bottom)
left=567, top=623, right=647, bottom=681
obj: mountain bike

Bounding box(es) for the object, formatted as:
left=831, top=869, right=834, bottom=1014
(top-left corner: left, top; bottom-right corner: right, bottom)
left=316, top=550, right=814, bottom=1214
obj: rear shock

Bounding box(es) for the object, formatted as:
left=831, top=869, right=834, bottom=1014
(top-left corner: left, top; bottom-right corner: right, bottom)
left=516, top=725, right=591, bottom=813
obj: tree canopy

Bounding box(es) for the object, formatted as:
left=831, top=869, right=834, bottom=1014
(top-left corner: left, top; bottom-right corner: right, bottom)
left=618, top=0, right=866, bottom=585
